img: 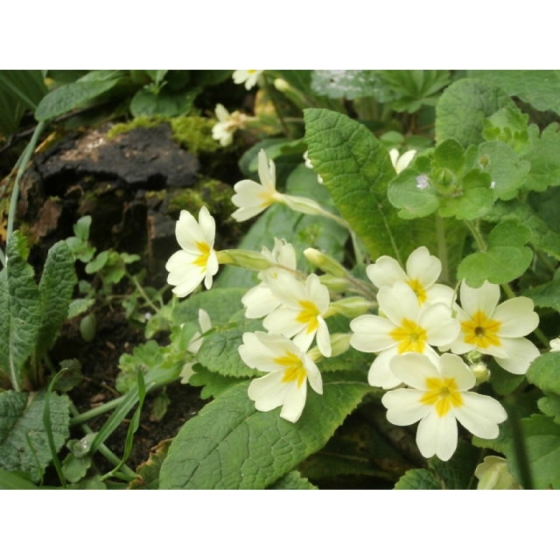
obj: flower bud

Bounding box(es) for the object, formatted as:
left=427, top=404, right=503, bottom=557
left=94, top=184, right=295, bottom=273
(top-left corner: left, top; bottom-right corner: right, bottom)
left=281, top=194, right=326, bottom=217
left=329, top=297, right=374, bottom=318
left=273, top=78, right=290, bottom=92
left=329, top=333, right=352, bottom=357
left=304, top=248, right=348, bottom=278
left=217, top=249, right=273, bottom=271
left=475, top=456, right=521, bottom=490
left=317, top=275, right=352, bottom=293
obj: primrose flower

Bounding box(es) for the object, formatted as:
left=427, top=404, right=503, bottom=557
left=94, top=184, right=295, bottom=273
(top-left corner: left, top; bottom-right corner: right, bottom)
left=232, top=149, right=328, bottom=223
left=242, top=239, right=297, bottom=319
left=232, top=70, right=262, bottom=90
left=211, top=103, right=250, bottom=147
left=240, top=332, right=323, bottom=423
left=180, top=309, right=212, bottom=384
left=389, top=148, right=416, bottom=174
left=264, top=273, right=332, bottom=357
left=350, top=282, right=459, bottom=389
left=382, top=353, right=507, bottom=461
left=367, top=246, right=455, bottom=307
left=166, top=207, right=218, bottom=298
left=450, top=281, right=540, bottom=375
left=231, top=149, right=280, bottom=222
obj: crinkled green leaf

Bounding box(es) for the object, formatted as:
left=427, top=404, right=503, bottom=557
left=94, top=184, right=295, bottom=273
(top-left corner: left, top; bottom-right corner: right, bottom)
left=482, top=106, right=537, bottom=155
left=469, top=70, right=560, bottom=114
left=129, top=439, right=171, bottom=490
left=35, top=78, right=122, bottom=121
left=36, top=240, right=77, bottom=356
left=159, top=372, right=372, bottom=489
left=438, top=182, right=494, bottom=220
left=394, top=468, right=441, bottom=490
left=458, top=221, right=533, bottom=287
left=305, top=108, right=424, bottom=261
left=172, top=288, right=246, bottom=327
left=0, top=468, right=38, bottom=489
left=0, top=390, right=70, bottom=483
left=0, top=232, right=41, bottom=391
left=189, top=365, right=240, bottom=399
left=426, top=440, right=481, bottom=489
left=269, top=471, right=317, bottom=489
left=436, top=78, right=515, bottom=147
left=197, top=316, right=262, bottom=378
left=489, top=361, right=525, bottom=396
left=491, top=200, right=560, bottom=260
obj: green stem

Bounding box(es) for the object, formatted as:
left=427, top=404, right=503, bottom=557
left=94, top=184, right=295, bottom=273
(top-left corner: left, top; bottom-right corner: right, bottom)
left=436, top=214, right=449, bottom=284
left=69, top=403, right=136, bottom=479
left=7, top=121, right=46, bottom=241
left=70, top=395, right=126, bottom=425
left=464, top=220, right=487, bottom=252
left=127, top=273, right=160, bottom=313
left=262, top=73, right=292, bottom=139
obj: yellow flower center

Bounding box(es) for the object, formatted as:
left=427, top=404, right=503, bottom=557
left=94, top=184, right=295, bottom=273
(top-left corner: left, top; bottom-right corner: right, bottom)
left=296, top=300, right=320, bottom=334
left=193, top=241, right=211, bottom=269
left=461, top=310, right=502, bottom=349
left=420, top=377, right=464, bottom=417
left=407, top=278, right=428, bottom=305
left=275, top=352, right=307, bottom=387
left=390, top=318, right=428, bottom=353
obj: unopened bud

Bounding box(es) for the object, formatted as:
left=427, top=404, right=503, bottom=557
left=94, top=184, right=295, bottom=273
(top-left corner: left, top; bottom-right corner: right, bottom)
left=304, top=248, right=348, bottom=278
left=329, top=297, right=373, bottom=318
left=274, top=78, right=290, bottom=92
left=471, top=362, right=490, bottom=385
left=329, top=333, right=352, bottom=357
left=317, top=275, right=352, bottom=293
left=281, top=194, right=325, bottom=217
left=217, top=249, right=272, bottom=271
left=475, top=456, right=521, bottom=490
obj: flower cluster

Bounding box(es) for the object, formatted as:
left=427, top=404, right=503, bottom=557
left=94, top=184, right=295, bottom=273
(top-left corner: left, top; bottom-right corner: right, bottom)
left=211, top=104, right=252, bottom=147
left=348, top=246, right=540, bottom=460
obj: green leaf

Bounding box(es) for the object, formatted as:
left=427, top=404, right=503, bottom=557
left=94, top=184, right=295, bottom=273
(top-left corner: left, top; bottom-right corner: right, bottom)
left=482, top=106, right=536, bottom=155
left=469, top=70, right=560, bottom=114
left=35, top=78, right=122, bottom=121
left=130, top=86, right=198, bottom=118
left=457, top=221, right=533, bottom=287
left=490, top=200, right=560, bottom=260
left=0, top=390, right=70, bottom=483
left=477, top=141, right=531, bottom=200
left=523, top=124, right=560, bottom=192
left=0, top=70, right=47, bottom=134
left=0, top=232, right=41, bottom=391
left=305, top=108, right=421, bottom=261
left=269, top=471, right=317, bottom=489
left=36, top=241, right=77, bottom=356
left=172, top=288, right=246, bottom=327
left=527, top=352, right=560, bottom=396
left=0, top=468, right=38, bottom=489
left=394, top=468, right=441, bottom=489
left=523, top=280, right=560, bottom=313
left=189, top=365, right=240, bottom=399
left=508, top=415, right=560, bottom=489
left=436, top=78, right=515, bottom=147
left=197, top=315, right=262, bottom=378
left=426, top=440, right=481, bottom=489
left=538, top=395, right=560, bottom=424
left=388, top=168, right=440, bottom=219
left=159, top=372, right=372, bottom=489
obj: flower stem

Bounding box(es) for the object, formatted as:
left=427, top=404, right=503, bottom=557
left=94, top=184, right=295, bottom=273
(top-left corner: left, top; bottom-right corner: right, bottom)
left=464, top=220, right=487, bottom=252
left=436, top=214, right=449, bottom=284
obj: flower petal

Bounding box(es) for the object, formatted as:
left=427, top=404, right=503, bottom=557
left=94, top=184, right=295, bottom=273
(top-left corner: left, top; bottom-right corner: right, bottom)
left=406, top=246, right=440, bottom=287
left=389, top=352, right=439, bottom=389
left=248, top=371, right=291, bottom=412
left=492, top=297, right=539, bottom=337
left=382, top=388, right=428, bottom=425
left=453, top=392, right=507, bottom=439
left=350, top=315, right=396, bottom=353
left=416, top=409, right=458, bottom=461
left=495, top=336, right=541, bottom=374
left=367, top=347, right=402, bottom=389
left=460, top=280, right=501, bottom=317
left=366, top=256, right=407, bottom=288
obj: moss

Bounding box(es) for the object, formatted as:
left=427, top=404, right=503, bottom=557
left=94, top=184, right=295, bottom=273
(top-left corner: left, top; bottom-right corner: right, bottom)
left=169, top=115, right=220, bottom=155
left=167, top=176, right=234, bottom=218
left=106, top=116, right=166, bottom=139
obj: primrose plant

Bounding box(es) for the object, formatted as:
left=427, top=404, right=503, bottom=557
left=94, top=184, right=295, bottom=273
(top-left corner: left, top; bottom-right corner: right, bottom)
left=157, top=77, right=560, bottom=489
